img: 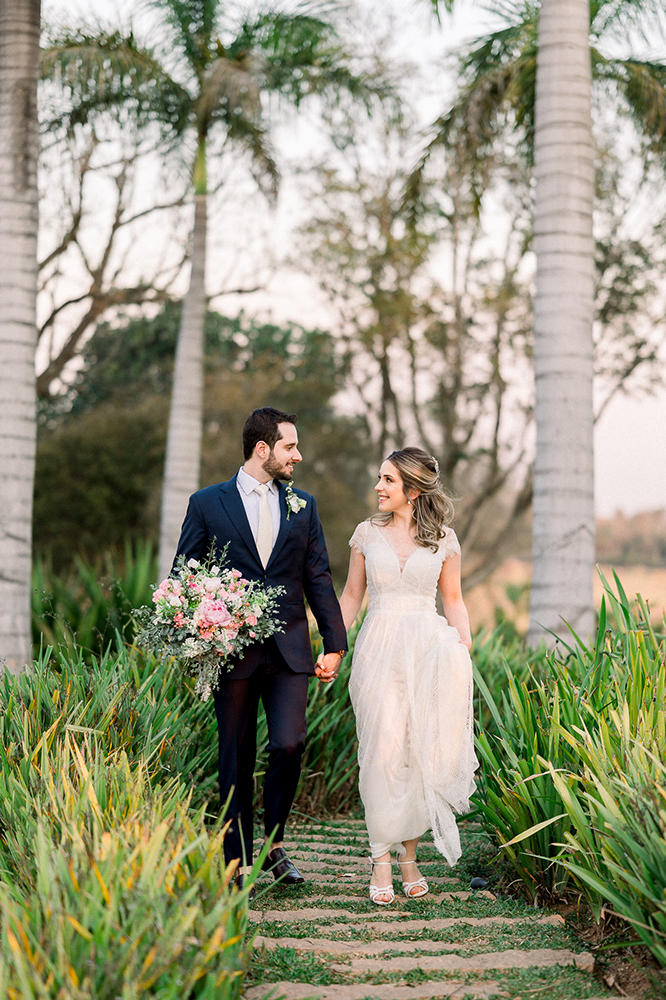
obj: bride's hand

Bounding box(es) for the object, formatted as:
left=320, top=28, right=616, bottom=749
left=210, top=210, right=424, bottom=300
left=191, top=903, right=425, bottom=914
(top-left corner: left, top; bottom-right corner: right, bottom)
left=315, top=651, right=342, bottom=683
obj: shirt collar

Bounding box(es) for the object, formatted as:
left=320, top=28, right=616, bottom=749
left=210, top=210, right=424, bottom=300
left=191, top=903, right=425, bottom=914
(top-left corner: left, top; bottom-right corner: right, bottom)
left=238, top=467, right=278, bottom=496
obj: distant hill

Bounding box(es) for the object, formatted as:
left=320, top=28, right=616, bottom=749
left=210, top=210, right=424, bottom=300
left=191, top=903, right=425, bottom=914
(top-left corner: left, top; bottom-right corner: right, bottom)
left=596, top=510, right=666, bottom=567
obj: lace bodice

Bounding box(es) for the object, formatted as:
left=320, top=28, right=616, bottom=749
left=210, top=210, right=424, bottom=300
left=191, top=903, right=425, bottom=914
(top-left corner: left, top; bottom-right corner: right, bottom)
left=349, top=520, right=460, bottom=614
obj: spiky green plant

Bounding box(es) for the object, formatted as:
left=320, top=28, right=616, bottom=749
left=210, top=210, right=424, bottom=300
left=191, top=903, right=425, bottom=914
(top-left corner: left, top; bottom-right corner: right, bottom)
left=474, top=569, right=666, bottom=972
left=0, top=736, right=255, bottom=998
left=32, top=539, right=157, bottom=655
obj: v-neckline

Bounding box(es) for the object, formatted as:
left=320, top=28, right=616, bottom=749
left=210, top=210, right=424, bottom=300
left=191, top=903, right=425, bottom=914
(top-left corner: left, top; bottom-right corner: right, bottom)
left=373, top=523, right=419, bottom=576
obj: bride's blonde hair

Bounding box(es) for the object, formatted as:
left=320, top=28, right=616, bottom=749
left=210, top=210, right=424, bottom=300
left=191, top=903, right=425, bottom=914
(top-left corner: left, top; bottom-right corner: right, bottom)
left=371, top=447, right=455, bottom=552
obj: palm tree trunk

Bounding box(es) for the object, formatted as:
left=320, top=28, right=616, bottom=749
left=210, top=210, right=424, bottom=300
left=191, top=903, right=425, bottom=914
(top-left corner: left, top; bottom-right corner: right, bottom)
left=0, top=0, right=40, bottom=671
left=528, top=0, right=596, bottom=646
left=158, top=191, right=207, bottom=581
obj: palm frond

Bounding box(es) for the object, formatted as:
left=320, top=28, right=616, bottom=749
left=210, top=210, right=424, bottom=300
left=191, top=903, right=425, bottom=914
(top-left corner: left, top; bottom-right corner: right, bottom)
left=597, top=54, right=666, bottom=162
left=429, top=0, right=455, bottom=16
left=407, top=14, right=537, bottom=217
left=41, top=29, right=191, bottom=135
left=229, top=9, right=382, bottom=109
left=146, top=0, right=218, bottom=69
left=591, top=0, right=666, bottom=43
left=223, top=112, right=279, bottom=200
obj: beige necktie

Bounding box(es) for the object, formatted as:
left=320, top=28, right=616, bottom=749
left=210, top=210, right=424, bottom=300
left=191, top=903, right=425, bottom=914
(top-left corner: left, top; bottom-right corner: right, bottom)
left=254, top=483, right=273, bottom=567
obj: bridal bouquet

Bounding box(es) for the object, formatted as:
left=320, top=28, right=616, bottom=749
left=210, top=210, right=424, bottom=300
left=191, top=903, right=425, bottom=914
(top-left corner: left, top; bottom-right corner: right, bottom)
left=138, top=548, right=284, bottom=701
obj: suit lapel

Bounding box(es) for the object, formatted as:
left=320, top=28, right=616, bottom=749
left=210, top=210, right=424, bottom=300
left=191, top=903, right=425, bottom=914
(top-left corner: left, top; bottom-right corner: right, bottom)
left=218, top=475, right=263, bottom=568
left=267, top=481, right=294, bottom=569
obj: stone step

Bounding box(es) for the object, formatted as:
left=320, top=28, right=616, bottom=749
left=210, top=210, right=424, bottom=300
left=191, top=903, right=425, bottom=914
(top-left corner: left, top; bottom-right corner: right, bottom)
left=255, top=935, right=461, bottom=955
left=284, top=852, right=462, bottom=870
left=329, top=947, right=595, bottom=975
left=253, top=891, right=480, bottom=907
left=250, top=911, right=564, bottom=931
left=255, top=873, right=456, bottom=888
left=244, top=980, right=505, bottom=1000
left=250, top=906, right=404, bottom=921
left=291, top=813, right=365, bottom=830
left=279, top=835, right=368, bottom=846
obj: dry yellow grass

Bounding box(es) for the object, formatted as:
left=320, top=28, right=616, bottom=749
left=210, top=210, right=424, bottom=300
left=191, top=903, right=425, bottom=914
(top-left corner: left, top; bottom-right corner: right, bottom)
left=465, top=560, right=666, bottom=634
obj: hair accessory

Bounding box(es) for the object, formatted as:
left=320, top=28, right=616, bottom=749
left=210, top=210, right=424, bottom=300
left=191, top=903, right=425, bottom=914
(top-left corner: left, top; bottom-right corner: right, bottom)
left=431, top=456, right=440, bottom=476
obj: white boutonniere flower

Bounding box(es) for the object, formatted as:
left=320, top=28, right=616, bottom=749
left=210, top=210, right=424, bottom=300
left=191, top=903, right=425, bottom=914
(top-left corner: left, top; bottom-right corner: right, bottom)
left=285, top=483, right=307, bottom=520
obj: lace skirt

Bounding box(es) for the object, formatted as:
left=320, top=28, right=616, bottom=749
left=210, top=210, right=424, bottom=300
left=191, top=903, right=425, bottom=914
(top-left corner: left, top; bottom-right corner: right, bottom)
left=349, top=603, right=478, bottom=865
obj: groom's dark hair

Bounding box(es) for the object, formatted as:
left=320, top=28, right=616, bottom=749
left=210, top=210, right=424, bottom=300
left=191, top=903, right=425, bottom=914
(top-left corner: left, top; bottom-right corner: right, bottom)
left=243, top=407, right=298, bottom=459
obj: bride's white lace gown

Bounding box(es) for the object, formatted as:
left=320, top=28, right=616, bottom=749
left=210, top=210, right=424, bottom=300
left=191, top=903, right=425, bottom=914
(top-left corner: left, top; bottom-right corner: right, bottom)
left=349, top=520, right=478, bottom=866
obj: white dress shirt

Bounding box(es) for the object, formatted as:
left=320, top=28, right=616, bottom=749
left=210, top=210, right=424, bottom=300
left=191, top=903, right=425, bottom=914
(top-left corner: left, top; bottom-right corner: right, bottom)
left=236, top=467, right=281, bottom=551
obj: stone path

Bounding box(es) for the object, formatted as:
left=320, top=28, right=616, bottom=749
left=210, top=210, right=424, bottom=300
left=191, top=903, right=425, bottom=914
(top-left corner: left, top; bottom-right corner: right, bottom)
left=243, top=819, right=618, bottom=1000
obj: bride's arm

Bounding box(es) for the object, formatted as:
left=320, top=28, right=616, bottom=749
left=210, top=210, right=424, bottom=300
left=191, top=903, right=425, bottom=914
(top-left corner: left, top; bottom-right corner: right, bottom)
left=438, top=552, right=472, bottom=650
left=339, top=548, right=367, bottom=632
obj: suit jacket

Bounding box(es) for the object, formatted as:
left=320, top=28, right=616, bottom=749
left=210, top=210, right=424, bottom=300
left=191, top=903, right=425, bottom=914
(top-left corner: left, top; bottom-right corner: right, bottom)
left=172, top=474, right=347, bottom=679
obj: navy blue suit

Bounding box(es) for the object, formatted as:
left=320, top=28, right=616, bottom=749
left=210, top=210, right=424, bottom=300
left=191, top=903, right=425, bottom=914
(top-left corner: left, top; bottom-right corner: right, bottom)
left=173, top=474, right=347, bottom=864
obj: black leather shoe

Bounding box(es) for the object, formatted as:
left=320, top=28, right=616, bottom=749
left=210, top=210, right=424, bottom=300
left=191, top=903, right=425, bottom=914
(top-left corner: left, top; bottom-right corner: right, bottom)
left=262, top=847, right=305, bottom=885
left=234, top=873, right=256, bottom=901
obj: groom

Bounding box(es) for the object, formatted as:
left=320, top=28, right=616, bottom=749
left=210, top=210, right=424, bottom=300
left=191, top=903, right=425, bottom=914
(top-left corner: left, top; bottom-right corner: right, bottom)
left=172, top=407, right=347, bottom=886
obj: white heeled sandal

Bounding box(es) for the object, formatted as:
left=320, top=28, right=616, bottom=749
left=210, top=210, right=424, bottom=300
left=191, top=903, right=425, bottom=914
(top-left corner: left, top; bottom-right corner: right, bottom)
left=369, top=859, right=395, bottom=906
left=398, top=858, right=429, bottom=898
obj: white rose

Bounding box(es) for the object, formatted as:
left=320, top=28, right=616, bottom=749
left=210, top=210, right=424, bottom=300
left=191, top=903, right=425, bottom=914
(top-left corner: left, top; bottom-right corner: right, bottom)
left=187, top=558, right=199, bottom=569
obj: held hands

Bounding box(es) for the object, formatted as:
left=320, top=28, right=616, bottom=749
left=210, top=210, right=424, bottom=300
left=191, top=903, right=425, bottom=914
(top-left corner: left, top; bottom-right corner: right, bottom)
left=315, top=651, right=343, bottom=684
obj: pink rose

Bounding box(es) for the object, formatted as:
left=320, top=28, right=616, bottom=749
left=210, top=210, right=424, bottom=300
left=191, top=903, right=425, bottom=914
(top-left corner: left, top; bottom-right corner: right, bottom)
left=194, top=599, right=232, bottom=629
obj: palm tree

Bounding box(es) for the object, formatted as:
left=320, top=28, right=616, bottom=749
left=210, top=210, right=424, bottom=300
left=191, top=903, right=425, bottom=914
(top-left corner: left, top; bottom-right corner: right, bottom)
left=43, top=1, right=372, bottom=581
left=529, top=0, right=595, bottom=646
left=427, top=0, right=666, bottom=644
left=0, top=0, right=41, bottom=670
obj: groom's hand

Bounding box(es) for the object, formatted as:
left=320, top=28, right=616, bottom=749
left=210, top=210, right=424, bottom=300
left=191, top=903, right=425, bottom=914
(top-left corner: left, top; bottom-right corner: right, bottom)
left=315, top=651, right=343, bottom=684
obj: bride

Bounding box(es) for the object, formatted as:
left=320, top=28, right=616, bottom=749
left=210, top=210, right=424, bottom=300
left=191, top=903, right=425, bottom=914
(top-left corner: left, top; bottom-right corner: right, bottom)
left=321, top=447, right=478, bottom=905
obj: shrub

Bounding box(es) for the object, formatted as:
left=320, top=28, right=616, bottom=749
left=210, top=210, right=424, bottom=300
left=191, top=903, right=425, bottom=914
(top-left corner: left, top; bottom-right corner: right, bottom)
left=474, top=573, right=666, bottom=966
left=0, top=737, right=253, bottom=999
left=32, top=540, right=157, bottom=656
left=0, top=647, right=255, bottom=996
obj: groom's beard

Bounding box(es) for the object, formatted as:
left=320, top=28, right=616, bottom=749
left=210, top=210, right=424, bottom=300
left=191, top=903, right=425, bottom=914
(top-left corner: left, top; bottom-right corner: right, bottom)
left=262, top=451, right=293, bottom=482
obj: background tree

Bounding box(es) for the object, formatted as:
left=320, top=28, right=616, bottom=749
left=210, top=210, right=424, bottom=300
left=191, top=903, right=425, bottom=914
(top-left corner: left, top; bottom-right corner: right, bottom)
left=34, top=303, right=371, bottom=580
left=0, top=0, right=41, bottom=670
left=36, top=126, right=188, bottom=400
left=299, top=102, right=665, bottom=589
left=43, top=0, right=375, bottom=581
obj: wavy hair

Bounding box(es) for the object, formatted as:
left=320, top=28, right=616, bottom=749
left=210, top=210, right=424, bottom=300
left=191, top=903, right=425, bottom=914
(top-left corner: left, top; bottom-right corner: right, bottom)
left=371, top=447, right=455, bottom=551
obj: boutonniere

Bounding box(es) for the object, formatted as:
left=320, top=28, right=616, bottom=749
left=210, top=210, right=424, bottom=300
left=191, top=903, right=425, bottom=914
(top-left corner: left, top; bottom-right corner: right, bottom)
left=285, top=483, right=307, bottom=520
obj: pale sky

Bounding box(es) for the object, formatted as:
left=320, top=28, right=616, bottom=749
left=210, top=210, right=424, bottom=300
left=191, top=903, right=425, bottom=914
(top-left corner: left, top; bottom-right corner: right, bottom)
left=45, top=0, right=666, bottom=518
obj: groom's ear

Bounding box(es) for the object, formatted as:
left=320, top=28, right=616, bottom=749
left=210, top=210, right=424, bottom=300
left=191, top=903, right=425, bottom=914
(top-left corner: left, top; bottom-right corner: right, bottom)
left=255, top=440, right=270, bottom=460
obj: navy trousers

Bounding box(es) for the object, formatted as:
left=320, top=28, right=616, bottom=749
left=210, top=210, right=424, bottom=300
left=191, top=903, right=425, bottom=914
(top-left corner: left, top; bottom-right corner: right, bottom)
left=212, top=641, right=309, bottom=867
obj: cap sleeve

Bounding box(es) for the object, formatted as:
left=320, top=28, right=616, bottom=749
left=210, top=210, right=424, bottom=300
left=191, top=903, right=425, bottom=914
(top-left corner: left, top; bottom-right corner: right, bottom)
left=349, top=520, right=371, bottom=556
left=440, top=526, right=461, bottom=560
